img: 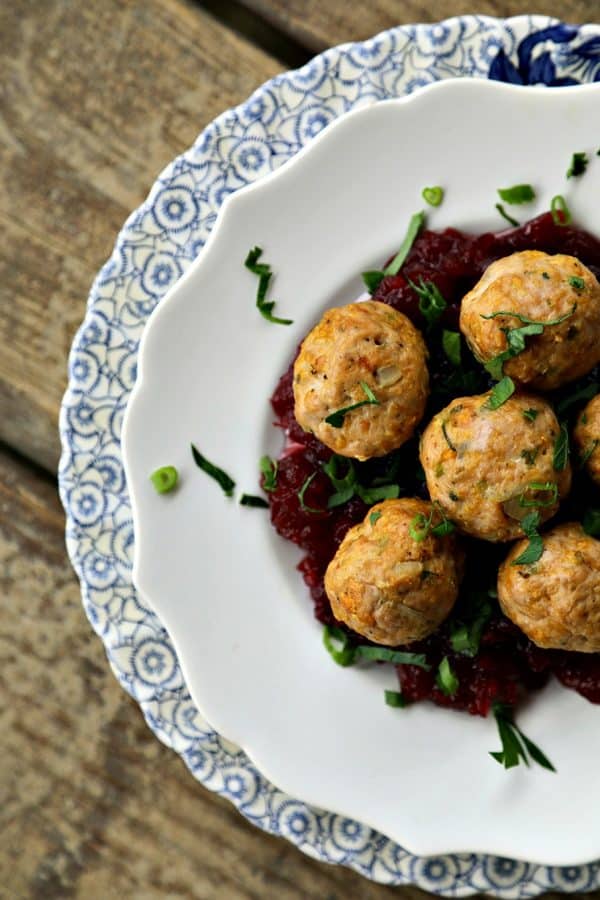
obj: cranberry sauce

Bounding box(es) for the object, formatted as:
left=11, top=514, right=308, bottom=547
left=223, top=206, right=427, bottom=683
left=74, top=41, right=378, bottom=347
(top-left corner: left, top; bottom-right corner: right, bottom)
left=266, top=213, right=600, bottom=715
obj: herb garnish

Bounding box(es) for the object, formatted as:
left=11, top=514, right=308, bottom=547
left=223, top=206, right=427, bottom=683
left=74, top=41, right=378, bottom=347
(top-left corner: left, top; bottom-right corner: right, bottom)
left=322, top=454, right=399, bottom=508
left=244, top=246, right=293, bottom=325
left=362, top=211, right=425, bottom=294
left=369, top=510, right=382, bottom=526
left=583, top=508, right=600, bottom=536
left=512, top=510, right=544, bottom=566
left=581, top=439, right=599, bottom=466
left=297, top=472, right=323, bottom=513
left=490, top=703, right=556, bottom=772
left=566, top=152, right=588, bottom=178
left=551, top=194, right=571, bottom=226
left=441, top=420, right=456, bottom=452
left=240, top=494, right=269, bottom=508
left=450, top=591, right=493, bottom=657
left=436, top=657, right=459, bottom=697
left=442, top=330, right=461, bottom=366
left=552, top=423, right=570, bottom=471
left=520, top=448, right=538, bottom=466
left=322, top=625, right=431, bottom=669
left=481, top=306, right=576, bottom=381
left=522, top=408, right=539, bottom=423
left=409, top=503, right=455, bottom=542
left=408, top=277, right=447, bottom=328
left=422, top=186, right=444, bottom=207
left=497, top=184, right=535, bottom=204
left=519, top=481, right=558, bottom=509
left=484, top=376, right=515, bottom=410
left=384, top=689, right=408, bottom=708
left=150, top=465, right=179, bottom=494
left=260, top=455, right=278, bottom=492
left=495, top=203, right=519, bottom=227
left=325, top=381, right=380, bottom=428
left=568, top=275, right=585, bottom=290
left=191, top=444, right=236, bottom=497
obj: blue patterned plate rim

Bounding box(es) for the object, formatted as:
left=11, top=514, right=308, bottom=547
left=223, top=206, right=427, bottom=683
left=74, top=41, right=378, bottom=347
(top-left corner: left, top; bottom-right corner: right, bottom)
left=58, top=14, right=600, bottom=896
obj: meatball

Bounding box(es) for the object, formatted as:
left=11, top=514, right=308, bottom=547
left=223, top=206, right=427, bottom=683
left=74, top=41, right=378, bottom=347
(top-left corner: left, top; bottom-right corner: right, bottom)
left=324, top=498, right=462, bottom=646
left=419, top=391, right=571, bottom=542
left=293, top=300, right=429, bottom=460
left=498, top=523, right=600, bottom=652
left=460, top=250, right=600, bottom=390
left=574, top=394, right=600, bottom=486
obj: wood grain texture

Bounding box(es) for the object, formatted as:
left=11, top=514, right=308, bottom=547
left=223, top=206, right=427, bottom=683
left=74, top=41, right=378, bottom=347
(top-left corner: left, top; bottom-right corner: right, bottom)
left=0, top=448, right=436, bottom=898
left=0, top=0, right=280, bottom=473
left=238, top=0, right=594, bottom=53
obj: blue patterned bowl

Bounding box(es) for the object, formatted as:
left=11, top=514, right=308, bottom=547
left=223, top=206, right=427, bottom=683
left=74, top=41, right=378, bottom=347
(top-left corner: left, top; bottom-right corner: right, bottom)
left=59, top=15, right=600, bottom=895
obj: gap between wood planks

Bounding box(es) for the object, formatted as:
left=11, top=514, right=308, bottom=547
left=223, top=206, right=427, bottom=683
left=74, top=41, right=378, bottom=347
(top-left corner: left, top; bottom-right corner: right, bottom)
left=194, top=0, right=313, bottom=67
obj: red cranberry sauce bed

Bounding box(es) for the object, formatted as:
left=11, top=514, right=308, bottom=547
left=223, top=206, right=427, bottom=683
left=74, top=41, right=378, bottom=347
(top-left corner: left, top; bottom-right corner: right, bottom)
left=265, top=213, right=600, bottom=716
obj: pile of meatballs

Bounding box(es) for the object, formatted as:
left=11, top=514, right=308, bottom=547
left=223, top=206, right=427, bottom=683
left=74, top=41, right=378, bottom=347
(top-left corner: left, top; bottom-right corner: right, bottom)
left=292, top=250, right=600, bottom=654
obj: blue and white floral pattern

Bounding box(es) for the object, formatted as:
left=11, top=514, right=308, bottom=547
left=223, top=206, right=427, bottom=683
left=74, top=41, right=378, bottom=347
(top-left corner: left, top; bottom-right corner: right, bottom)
left=59, top=16, right=600, bottom=896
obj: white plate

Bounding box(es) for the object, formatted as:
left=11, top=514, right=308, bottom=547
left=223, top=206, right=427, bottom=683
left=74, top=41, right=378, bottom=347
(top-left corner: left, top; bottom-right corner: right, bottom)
left=122, top=78, right=600, bottom=865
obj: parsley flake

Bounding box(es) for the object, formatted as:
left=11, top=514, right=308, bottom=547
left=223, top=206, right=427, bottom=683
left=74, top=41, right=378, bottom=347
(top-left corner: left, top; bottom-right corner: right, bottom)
left=523, top=408, right=539, bottom=423
left=240, top=494, right=269, bottom=508
left=384, top=689, right=408, bottom=708
left=409, top=504, right=455, bottom=542
left=442, top=330, right=462, bottom=366
left=497, top=184, right=535, bottom=205
left=484, top=376, right=515, bottom=410
left=297, top=472, right=323, bottom=514
left=369, top=510, right=382, bottom=526
left=490, top=703, right=556, bottom=772
left=566, top=152, right=588, bottom=178
left=552, top=424, right=570, bottom=472
left=512, top=510, right=544, bottom=566
left=244, top=246, right=293, bottom=325
left=408, top=277, right=447, bottom=328
left=495, top=203, right=519, bottom=227
left=325, top=382, right=380, bottom=428
left=568, top=275, right=585, bottom=290
left=361, top=211, right=425, bottom=293
left=191, top=444, right=235, bottom=497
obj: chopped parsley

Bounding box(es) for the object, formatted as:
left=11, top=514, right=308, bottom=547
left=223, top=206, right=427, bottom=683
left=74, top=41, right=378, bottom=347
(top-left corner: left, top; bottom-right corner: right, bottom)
left=240, top=494, right=269, bottom=508
left=436, top=657, right=459, bottom=697
left=441, top=420, right=456, bottom=452
left=409, top=504, right=455, bottom=542
left=244, top=246, right=293, bottom=325
left=583, top=507, right=600, bottom=536
left=260, top=455, right=278, bottom=491
left=497, top=184, right=535, bottom=204
left=422, top=185, right=444, bottom=207
left=191, top=444, right=236, bottom=497
left=408, top=277, right=447, bottom=327
left=325, top=381, right=380, bottom=428
left=520, top=448, right=538, bottom=466
left=566, top=151, right=588, bottom=178
left=150, top=465, right=179, bottom=494
left=495, top=203, right=519, bottom=227
left=568, top=275, right=585, bottom=290
left=581, top=439, right=599, bottom=466
left=512, top=510, right=544, bottom=566
left=522, top=408, right=539, bottom=423
left=369, top=510, right=382, bottom=526
left=442, top=329, right=462, bottom=366
left=519, top=482, right=558, bottom=509
left=550, top=194, right=571, bottom=226
left=490, top=703, right=556, bottom=772
left=482, top=306, right=576, bottom=381
left=484, top=376, right=515, bottom=410
left=362, top=211, right=425, bottom=293
left=297, top=472, right=323, bottom=514
left=450, top=591, right=493, bottom=657
left=552, top=424, right=570, bottom=471
left=322, top=454, right=400, bottom=508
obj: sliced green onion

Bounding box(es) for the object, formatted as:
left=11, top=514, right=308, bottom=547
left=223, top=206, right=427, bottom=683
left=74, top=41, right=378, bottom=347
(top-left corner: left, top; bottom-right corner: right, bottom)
left=497, top=184, right=535, bottom=204
left=191, top=445, right=235, bottom=497
left=566, top=152, right=588, bottom=178
left=384, top=689, right=409, bottom=708
left=484, top=376, right=515, bottom=410
left=495, top=203, right=519, bottom=227
left=422, top=185, right=444, bottom=207
left=325, top=381, right=380, bottom=428
left=551, top=195, right=571, bottom=226
left=552, top=424, right=570, bottom=472
left=239, top=494, right=269, bottom=508
left=244, top=246, right=293, bottom=325
left=260, top=455, right=278, bottom=492
left=436, top=657, right=459, bottom=697
left=518, top=482, right=558, bottom=509
left=150, top=465, right=179, bottom=494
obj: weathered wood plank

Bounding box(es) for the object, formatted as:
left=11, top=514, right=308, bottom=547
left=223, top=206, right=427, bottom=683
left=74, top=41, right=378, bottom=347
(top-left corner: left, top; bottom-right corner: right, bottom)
left=0, top=0, right=281, bottom=473
left=238, top=0, right=593, bottom=53
left=1, top=448, right=437, bottom=898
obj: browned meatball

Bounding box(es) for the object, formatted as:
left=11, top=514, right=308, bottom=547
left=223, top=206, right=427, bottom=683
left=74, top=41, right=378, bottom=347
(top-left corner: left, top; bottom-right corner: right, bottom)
left=419, top=391, right=571, bottom=542
left=460, top=250, right=600, bottom=390
left=498, top=523, right=600, bottom=652
left=574, top=394, right=600, bottom=486
left=324, top=498, right=463, bottom=646
left=293, top=301, right=429, bottom=460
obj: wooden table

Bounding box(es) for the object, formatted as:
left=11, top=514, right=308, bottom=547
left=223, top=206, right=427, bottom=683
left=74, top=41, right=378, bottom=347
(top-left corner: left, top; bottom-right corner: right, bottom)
left=1, top=2, right=595, bottom=897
